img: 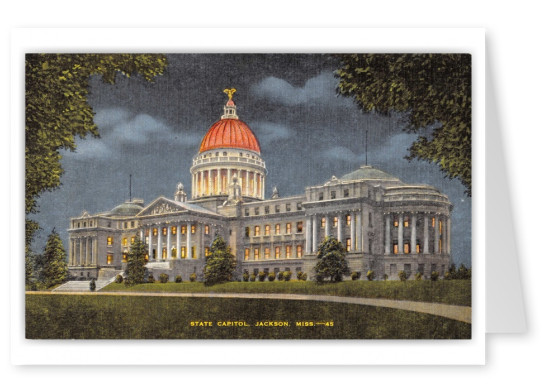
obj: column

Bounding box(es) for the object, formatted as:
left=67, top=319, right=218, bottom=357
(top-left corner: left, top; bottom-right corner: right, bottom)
left=385, top=215, right=391, bottom=254
left=167, top=225, right=172, bottom=259
left=245, top=171, right=250, bottom=196
left=79, top=237, right=83, bottom=266
left=337, top=214, right=342, bottom=243
left=94, top=237, right=98, bottom=265
left=140, top=229, right=144, bottom=241
left=398, top=214, right=404, bottom=254
left=253, top=172, right=257, bottom=198
left=227, top=169, right=232, bottom=189
left=262, top=175, right=265, bottom=199
left=238, top=169, right=242, bottom=190
left=157, top=225, right=162, bottom=261
left=68, top=239, right=74, bottom=266
left=423, top=215, right=429, bottom=254
left=350, top=212, right=356, bottom=252
left=357, top=211, right=362, bottom=252
left=447, top=217, right=451, bottom=254
left=411, top=214, right=417, bottom=254
left=305, top=217, right=312, bottom=254
left=434, top=215, right=440, bottom=254
left=176, top=224, right=181, bottom=259
left=148, top=227, right=153, bottom=259
left=325, top=215, right=330, bottom=238
left=312, top=216, right=318, bottom=254
left=217, top=168, right=221, bottom=194
left=202, top=171, right=206, bottom=195
left=200, top=223, right=205, bottom=260
left=84, top=237, right=89, bottom=265
left=186, top=222, right=192, bottom=260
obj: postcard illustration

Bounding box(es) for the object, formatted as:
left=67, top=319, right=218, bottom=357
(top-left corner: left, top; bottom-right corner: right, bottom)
left=25, top=53, right=472, bottom=339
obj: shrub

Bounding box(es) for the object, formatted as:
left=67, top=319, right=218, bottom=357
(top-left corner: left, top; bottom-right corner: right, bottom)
left=296, top=271, right=303, bottom=281
left=444, top=272, right=452, bottom=280
left=175, top=275, right=183, bottom=283
left=283, top=271, right=292, bottom=281
left=115, top=274, right=123, bottom=283
left=147, top=274, right=155, bottom=283
left=398, top=270, right=407, bottom=281
left=242, top=272, right=249, bottom=282
left=268, top=272, right=276, bottom=281
left=189, top=273, right=197, bottom=282
left=277, top=271, right=284, bottom=281
left=159, top=273, right=169, bottom=283
left=315, top=274, right=324, bottom=283
left=430, top=271, right=440, bottom=281
left=351, top=271, right=360, bottom=280
left=383, top=274, right=388, bottom=281
left=415, top=272, right=423, bottom=281
left=258, top=271, right=267, bottom=282
left=249, top=274, right=257, bottom=282
left=89, top=278, right=96, bottom=291
left=300, top=272, right=307, bottom=281
left=367, top=270, right=375, bottom=281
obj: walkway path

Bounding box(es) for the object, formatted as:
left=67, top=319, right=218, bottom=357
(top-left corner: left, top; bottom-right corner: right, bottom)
left=27, top=291, right=471, bottom=323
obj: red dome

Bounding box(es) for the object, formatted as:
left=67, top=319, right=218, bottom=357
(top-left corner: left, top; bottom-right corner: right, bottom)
left=199, top=119, right=261, bottom=153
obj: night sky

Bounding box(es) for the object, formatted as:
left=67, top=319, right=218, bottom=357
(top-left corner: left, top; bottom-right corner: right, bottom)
left=31, top=54, right=472, bottom=266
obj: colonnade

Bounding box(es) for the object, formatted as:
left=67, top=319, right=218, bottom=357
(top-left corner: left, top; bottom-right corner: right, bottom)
left=304, top=211, right=363, bottom=254
left=191, top=168, right=265, bottom=199
left=384, top=212, right=450, bottom=255
left=143, top=221, right=208, bottom=261
left=69, top=236, right=98, bottom=266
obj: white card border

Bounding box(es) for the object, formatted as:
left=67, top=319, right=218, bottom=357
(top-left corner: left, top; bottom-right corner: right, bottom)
left=10, top=27, right=485, bottom=365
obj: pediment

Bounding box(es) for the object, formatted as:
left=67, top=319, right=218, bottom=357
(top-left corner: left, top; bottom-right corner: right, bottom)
left=137, top=198, right=187, bottom=217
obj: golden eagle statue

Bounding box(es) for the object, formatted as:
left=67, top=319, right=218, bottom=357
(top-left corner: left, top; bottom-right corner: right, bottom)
left=223, top=88, right=236, bottom=100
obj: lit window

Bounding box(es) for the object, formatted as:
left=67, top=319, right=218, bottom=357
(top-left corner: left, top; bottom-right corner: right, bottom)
left=346, top=238, right=351, bottom=252
left=205, top=247, right=210, bottom=257
left=416, top=244, right=421, bottom=253
left=346, top=215, right=351, bottom=226
left=107, top=237, right=113, bottom=246
left=131, top=236, right=135, bottom=244
left=245, top=248, right=250, bottom=260
left=162, top=248, right=167, bottom=259
left=394, top=219, right=399, bottom=227
left=286, top=245, right=292, bottom=258
left=264, top=247, right=270, bottom=259
left=286, top=223, right=291, bottom=234
left=254, top=248, right=259, bottom=260
left=192, top=246, right=196, bottom=259
left=205, top=225, right=209, bottom=234
left=296, top=221, right=303, bottom=233
left=393, top=243, right=398, bottom=254
left=254, top=226, right=260, bottom=236
left=431, top=217, right=435, bottom=227
left=171, top=226, right=177, bottom=235
left=296, top=245, right=303, bottom=258
left=333, top=216, right=338, bottom=227
left=181, top=226, right=187, bottom=234
left=330, top=191, right=336, bottom=199
left=106, top=254, right=113, bottom=264
left=439, top=220, right=443, bottom=234
left=171, top=248, right=177, bottom=258
left=122, top=252, right=128, bottom=262
left=404, top=218, right=409, bottom=228
left=275, top=224, right=280, bottom=235
left=145, top=254, right=149, bottom=261
left=264, top=225, right=270, bottom=236
left=191, top=225, right=196, bottom=234
left=404, top=243, right=410, bottom=254
left=162, top=227, right=167, bottom=236
left=275, top=247, right=281, bottom=259
left=181, top=247, right=187, bottom=258
left=122, top=237, right=128, bottom=246
left=153, top=228, right=158, bottom=236
left=321, top=218, right=326, bottom=228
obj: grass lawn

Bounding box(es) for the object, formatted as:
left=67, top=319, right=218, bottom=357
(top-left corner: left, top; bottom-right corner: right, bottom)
left=26, top=294, right=471, bottom=339
left=101, top=280, right=471, bottom=306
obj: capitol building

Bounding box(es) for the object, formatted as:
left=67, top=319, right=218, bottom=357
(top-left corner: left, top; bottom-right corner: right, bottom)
left=67, top=93, right=452, bottom=281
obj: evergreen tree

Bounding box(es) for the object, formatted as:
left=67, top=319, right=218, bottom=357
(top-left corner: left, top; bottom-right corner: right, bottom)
left=125, top=236, right=148, bottom=285
left=40, top=228, right=68, bottom=288
left=203, top=235, right=236, bottom=286
left=314, top=236, right=350, bottom=282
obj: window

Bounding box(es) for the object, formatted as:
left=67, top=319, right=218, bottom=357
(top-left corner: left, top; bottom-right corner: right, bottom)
left=296, top=245, right=303, bottom=258
left=286, top=245, right=292, bottom=259
left=245, top=227, right=250, bottom=237
left=153, top=228, right=158, bottom=236
left=122, top=252, right=128, bottom=262
left=205, top=225, right=209, bottom=234
left=254, top=248, right=259, bottom=260
left=254, top=207, right=259, bottom=216
left=275, top=247, right=281, bottom=259
left=77, top=222, right=80, bottom=228
left=286, top=223, right=291, bottom=234
left=191, top=225, right=196, bottom=234
left=275, top=205, right=280, bottom=213
left=404, top=242, right=410, bottom=254
left=192, top=246, right=196, bottom=259
left=245, top=248, right=250, bottom=260
left=333, top=216, right=338, bottom=227
left=264, top=225, right=271, bottom=236
left=171, top=226, right=177, bottom=235
left=431, top=217, right=435, bottom=227
left=265, top=206, right=270, bottom=214
left=244, top=208, right=249, bottom=216
left=369, top=212, right=373, bottom=228
left=393, top=243, right=398, bottom=254
left=107, top=222, right=111, bottom=228
left=83, top=222, right=86, bottom=228
left=145, top=254, right=149, bottom=261
left=131, top=221, right=135, bottom=228
left=321, top=217, right=326, bottom=228
left=439, top=220, right=443, bottom=234
left=162, top=227, right=167, bottom=236
left=346, top=214, right=351, bottom=226
left=107, top=237, right=113, bottom=246
left=297, top=202, right=303, bottom=210
left=286, top=203, right=291, bottom=212
left=122, top=237, right=128, bottom=246
left=181, top=247, right=187, bottom=258
left=404, top=218, right=409, bottom=228
left=254, top=226, right=260, bottom=236
left=131, top=236, right=135, bottom=244
left=418, top=264, right=425, bottom=275
left=152, top=249, right=156, bottom=259
left=264, top=247, right=270, bottom=259
left=106, top=254, right=113, bottom=264
left=162, top=248, right=167, bottom=259
left=205, top=247, right=210, bottom=257
left=275, top=224, right=280, bottom=235
left=416, top=243, right=421, bottom=253
left=319, top=192, right=324, bottom=200
left=124, top=222, right=127, bottom=229
left=343, top=189, right=349, bottom=197
left=330, top=190, right=336, bottom=199
left=346, top=238, right=351, bottom=252
left=368, top=239, right=373, bottom=254
left=181, top=226, right=187, bottom=234
left=296, top=221, right=303, bottom=233
left=394, top=218, right=399, bottom=227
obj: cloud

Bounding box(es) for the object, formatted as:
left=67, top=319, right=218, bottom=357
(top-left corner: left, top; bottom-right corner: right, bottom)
left=249, top=121, right=294, bottom=143
left=251, top=72, right=353, bottom=107
left=325, top=146, right=364, bottom=163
